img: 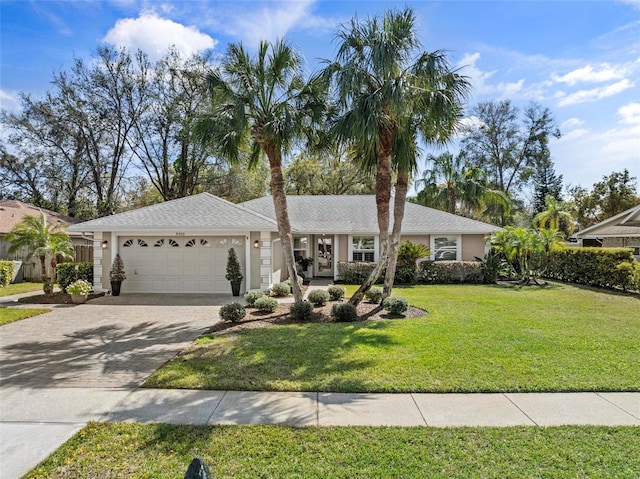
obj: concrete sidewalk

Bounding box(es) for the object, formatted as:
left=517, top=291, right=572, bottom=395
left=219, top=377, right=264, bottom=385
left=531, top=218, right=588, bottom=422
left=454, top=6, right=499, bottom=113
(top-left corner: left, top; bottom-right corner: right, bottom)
left=3, top=389, right=639, bottom=478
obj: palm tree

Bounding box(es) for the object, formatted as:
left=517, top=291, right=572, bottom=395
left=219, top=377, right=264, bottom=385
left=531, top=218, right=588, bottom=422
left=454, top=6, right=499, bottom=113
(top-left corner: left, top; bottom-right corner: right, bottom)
left=416, top=152, right=509, bottom=218
left=196, top=40, right=325, bottom=302
left=533, top=195, right=575, bottom=237
left=324, top=7, right=470, bottom=303
left=7, top=213, right=74, bottom=295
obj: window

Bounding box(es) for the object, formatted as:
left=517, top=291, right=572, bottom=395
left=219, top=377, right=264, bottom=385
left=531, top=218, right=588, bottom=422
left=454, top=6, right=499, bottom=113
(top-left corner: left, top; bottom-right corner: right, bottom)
left=168, top=239, right=179, bottom=247
left=216, top=239, right=228, bottom=249
left=432, top=236, right=459, bottom=261
left=185, top=239, right=196, bottom=247
left=352, top=236, right=375, bottom=262
left=154, top=239, right=164, bottom=247
left=293, top=236, right=308, bottom=261
left=200, top=239, right=210, bottom=247
left=122, top=239, right=134, bottom=247
left=137, top=239, right=148, bottom=247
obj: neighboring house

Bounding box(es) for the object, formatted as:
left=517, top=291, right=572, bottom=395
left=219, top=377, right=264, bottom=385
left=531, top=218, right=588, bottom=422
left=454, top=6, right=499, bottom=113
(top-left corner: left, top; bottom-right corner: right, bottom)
left=67, top=193, right=501, bottom=294
left=0, top=200, right=92, bottom=281
left=575, top=204, right=640, bottom=260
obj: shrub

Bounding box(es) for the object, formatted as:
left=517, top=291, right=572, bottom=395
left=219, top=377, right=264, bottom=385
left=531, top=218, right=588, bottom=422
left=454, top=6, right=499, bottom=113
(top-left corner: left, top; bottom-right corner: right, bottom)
left=285, top=276, right=304, bottom=287
left=271, top=282, right=290, bottom=297
left=545, top=247, right=639, bottom=291
left=396, top=241, right=430, bottom=284
left=420, top=260, right=483, bottom=284
left=244, top=290, right=265, bottom=306
left=478, top=252, right=510, bottom=284
left=307, top=289, right=330, bottom=306
left=290, top=300, right=313, bottom=321
left=365, top=286, right=383, bottom=303
left=66, top=279, right=92, bottom=295
left=337, top=261, right=378, bottom=284
left=382, top=296, right=409, bottom=315
left=254, top=296, right=278, bottom=313
left=0, top=261, right=14, bottom=287
left=394, top=266, right=416, bottom=285
left=327, top=285, right=346, bottom=301
left=331, top=302, right=358, bottom=322
left=220, top=302, right=246, bottom=322
left=57, top=262, right=93, bottom=292
left=225, top=248, right=243, bottom=283
left=110, top=254, right=126, bottom=282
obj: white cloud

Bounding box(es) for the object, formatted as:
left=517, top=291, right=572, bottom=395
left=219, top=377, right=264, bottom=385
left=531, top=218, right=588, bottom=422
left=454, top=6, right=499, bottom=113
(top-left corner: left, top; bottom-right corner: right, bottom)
left=103, top=11, right=217, bottom=61
left=557, top=79, right=634, bottom=107
left=561, top=118, right=585, bottom=129
left=561, top=128, right=590, bottom=141
left=0, top=89, right=20, bottom=113
left=552, top=63, right=627, bottom=85
left=458, top=52, right=525, bottom=100
left=553, top=122, right=640, bottom=188
left=618, top=102, right=640, bottom=123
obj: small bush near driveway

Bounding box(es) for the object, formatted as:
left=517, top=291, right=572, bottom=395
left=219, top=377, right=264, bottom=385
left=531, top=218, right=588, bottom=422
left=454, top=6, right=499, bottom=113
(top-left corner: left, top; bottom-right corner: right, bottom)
left=219, top=302, right=246, bottom=322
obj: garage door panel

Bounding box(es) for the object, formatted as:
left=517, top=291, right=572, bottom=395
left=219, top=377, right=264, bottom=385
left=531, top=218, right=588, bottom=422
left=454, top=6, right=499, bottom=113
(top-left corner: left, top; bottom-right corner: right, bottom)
left=119, top=236, right=245, bottom=293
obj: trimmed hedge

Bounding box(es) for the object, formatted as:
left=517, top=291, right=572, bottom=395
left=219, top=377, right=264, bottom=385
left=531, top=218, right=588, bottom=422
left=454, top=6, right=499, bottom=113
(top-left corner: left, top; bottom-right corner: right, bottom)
left=337, top=261, right=382, bottom=284
left=57, top=262, right=93, bottom=292
left=545, top=247, right=640, bottom=292
left=0, top=261, right=14, bottom=287
left=420, top=260, right=483, bottom=284
left=307, top=289, right=330, bottom=306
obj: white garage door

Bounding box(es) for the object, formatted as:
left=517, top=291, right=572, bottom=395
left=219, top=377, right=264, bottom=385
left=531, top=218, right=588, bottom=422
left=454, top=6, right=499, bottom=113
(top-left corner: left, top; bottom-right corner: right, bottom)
left=118, top=236, right=245, bottom=293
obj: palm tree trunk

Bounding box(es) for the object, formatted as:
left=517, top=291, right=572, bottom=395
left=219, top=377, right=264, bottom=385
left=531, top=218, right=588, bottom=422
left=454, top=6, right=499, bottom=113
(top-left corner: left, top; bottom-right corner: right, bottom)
left=383, top=169, right=409, bottom=299
left=350, top=135, right=393, bottom=306
left=264, top=144, right=303, bottom=302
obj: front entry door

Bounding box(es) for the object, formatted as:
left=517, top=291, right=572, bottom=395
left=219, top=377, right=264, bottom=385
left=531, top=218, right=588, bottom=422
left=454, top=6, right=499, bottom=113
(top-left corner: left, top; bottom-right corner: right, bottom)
left=316, top=235, right=333, bottom=276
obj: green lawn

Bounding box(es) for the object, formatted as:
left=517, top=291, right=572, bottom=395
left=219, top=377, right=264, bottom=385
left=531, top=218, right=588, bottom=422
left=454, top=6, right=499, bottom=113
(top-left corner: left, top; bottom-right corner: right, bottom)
left=26, top=423, right=640, bottom=478
left=0, top=307, right=50, bottom=326
left=145, top=283, right=640, bottom=392
left=0, top=281, right=43, bottom=297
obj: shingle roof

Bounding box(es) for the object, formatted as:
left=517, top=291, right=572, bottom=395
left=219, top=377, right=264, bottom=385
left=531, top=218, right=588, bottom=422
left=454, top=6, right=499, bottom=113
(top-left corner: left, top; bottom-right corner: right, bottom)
left=240, top=195, right=501, bottom=234
left=0, top=200, right=82, bottom=236
left=576, top=204, right=640, bottom=238
left=67, top=193, right=278, bottom=232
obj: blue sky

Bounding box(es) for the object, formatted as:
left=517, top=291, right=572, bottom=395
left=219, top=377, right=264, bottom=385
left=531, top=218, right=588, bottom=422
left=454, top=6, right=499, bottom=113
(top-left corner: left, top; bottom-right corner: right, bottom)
left=1, top=0, right=639, bottom=196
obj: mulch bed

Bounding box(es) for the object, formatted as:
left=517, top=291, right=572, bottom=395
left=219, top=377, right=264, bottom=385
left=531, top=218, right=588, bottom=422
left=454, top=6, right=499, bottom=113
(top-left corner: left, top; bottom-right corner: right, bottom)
left=210, top=301, right=427, bottom=335
left=18, top=292, right=105, bottom=304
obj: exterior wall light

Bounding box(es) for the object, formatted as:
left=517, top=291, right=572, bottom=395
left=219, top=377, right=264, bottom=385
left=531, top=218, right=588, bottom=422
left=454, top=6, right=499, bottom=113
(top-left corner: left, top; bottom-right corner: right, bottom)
left=101, top=240, right=108, bottom=249
left=253, top=240, right=260, bottom=249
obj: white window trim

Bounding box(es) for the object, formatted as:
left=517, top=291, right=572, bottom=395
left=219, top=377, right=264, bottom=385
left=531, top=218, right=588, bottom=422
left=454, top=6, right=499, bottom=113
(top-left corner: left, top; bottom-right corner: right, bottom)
left=430, top=234, right=461, bottom=261
left=348, top=235, right=379, bottom=262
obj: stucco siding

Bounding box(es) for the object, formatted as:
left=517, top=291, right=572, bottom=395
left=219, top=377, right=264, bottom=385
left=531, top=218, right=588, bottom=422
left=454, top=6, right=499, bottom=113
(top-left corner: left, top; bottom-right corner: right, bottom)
left=271, top=233, right=285, bottom=284
left=462, top=234, right=486, bottom=261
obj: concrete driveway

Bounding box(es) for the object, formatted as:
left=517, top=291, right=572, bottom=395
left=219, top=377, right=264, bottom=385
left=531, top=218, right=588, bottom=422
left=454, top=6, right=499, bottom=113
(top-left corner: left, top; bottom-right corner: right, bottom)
left=0, top=294, right=223, bottom=478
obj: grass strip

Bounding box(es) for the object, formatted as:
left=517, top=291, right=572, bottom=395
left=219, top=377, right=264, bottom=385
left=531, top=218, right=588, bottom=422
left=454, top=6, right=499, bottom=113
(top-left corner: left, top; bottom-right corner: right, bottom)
left=26, top=423, right=640, bottom=478
left=0, top=307, right=50, bottom=326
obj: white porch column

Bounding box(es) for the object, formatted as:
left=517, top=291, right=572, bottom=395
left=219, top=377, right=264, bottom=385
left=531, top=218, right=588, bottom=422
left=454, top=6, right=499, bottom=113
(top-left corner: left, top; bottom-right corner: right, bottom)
left=92, top=232, right=105, bottom=291
left=244, top=236, right=251, bottom=293
left=259, top=231, right=272, bottom=291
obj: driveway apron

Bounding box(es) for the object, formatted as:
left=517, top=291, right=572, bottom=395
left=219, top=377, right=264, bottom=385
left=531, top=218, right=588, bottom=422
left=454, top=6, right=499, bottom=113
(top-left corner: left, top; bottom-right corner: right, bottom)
left=0, top=296, right=218, bottom=478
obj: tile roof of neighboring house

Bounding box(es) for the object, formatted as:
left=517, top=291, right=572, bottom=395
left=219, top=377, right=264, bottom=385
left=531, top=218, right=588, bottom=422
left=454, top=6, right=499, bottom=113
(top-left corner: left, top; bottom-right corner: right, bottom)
left=0, top=200, right=82, bottom=236
left=575, top=204, right=640, bottom=238
left=66, top=193, right=278, bottom=232
left=240, top=195, right=502, bottom=234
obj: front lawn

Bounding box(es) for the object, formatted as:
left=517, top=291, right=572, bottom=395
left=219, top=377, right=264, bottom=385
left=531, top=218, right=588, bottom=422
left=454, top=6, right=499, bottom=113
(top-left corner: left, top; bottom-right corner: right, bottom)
left=145, top=283, right=640, bottom=392
left=0, top=281, right=43, bottom=297
left=0, top=307, right=50, bottom=326
left=26, top=423, right=640, bottom=478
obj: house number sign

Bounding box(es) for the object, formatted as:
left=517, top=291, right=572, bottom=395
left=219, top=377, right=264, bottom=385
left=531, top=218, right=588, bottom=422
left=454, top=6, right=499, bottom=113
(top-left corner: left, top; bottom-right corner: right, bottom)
left=175, top=232, right=186, bottom=236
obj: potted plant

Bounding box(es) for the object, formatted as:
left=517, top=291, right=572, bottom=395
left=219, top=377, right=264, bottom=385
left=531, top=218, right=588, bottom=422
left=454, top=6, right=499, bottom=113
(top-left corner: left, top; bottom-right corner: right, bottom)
left=225, top=248, right=243, bottom=296
left=67, top=279, right=92, bottom=304
left=296, top=256, right=313, bottom=272
left=110, top=253, right=126, bottom=296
